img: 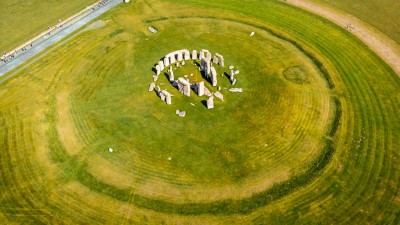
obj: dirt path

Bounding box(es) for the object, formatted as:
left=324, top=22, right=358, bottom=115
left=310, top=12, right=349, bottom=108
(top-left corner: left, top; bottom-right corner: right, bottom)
left=283, top=0, right=400, bottom=76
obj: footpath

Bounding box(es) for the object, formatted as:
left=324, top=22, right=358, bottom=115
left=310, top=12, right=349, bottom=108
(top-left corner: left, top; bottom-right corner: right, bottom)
left=0, top=0, right=122, bottom=77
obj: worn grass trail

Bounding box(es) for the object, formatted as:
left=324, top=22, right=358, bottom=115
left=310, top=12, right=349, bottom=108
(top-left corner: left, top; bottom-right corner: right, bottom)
left=0, top=0, right=399, bottom=224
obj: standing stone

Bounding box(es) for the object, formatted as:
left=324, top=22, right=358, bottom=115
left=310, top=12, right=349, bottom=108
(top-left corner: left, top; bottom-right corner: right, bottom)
left=207, top=96, right=214, bottom=109
left=201, top=58, right=211, bottom=76
left=206, top=51, right=212, bottom=61
left=200, top=49, right=211, bottom=60
left=158, top=60, right=164, bottom=71
left=211, top=67, right=217, bottom=86
left=232, top=79, right=237, bottom=85
left=197, top=81, right=205, bottom=96
left=153, top=75, right=158, bottom=81
left=230, top=70, right=235, bottom=82
left=184, top=50, right=191, bottom=60
left=149, top=82, right=156, bottom=91
left=156, top=65, right=161, bottom=75
left=199, top=50, right=205, bottom=59
left=192, top=50, right=198, bottom=60
left=159, top=92, right=166, bottom=101
left=169, top=67, right=174, bottom=81
left=161, top=90, right=172, bottom=105
left=178, top=78, right=190, bottom=96
left=215, top=53, right=224, bottom=67
left=164, top=57, right=170, bottom=67
left=177, top=51, right=183, bottom=61
left=183, top=84, right=191, bottom=97
left=170, top=54, right=176, bottom=64
left=213, top=55, right=219, bottom=64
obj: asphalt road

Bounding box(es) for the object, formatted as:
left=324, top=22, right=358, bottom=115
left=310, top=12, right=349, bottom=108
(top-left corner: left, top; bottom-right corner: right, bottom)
left=0, top=0, right=122, bottom=77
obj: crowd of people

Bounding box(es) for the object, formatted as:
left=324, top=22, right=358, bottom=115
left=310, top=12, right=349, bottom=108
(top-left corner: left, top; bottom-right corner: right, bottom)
left=93, top=0, right=110, bottom=10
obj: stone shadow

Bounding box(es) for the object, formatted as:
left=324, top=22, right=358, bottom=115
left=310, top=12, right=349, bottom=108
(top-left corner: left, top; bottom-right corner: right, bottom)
left=200, top=100, right=208, bottom=108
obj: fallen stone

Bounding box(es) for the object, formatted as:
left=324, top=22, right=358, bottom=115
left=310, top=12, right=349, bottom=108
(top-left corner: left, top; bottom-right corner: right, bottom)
left=214, top=91, right=224, bottom=101
left=229, top=88, right=243, bottom=93
left=148, top=26, right=157, bottom=33
left=204, top=86, right=212, bottom=96
left=178, top=111, right=186, bottom=117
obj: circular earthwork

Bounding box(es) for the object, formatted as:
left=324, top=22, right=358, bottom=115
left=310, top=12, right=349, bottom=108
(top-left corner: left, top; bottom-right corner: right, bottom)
left=1, top=1, right=399, bottom=224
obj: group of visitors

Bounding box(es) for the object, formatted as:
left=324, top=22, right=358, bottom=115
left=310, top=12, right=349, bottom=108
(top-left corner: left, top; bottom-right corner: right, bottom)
left=1, top=0, right=111, bottom=64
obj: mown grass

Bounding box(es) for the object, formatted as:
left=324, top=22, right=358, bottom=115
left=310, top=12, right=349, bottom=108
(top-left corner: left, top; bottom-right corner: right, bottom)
left=0, top=0, right=399, bottom=224
left=312, top=0, right=400, bottom=44
left=0, top=0, right=97, bottom=52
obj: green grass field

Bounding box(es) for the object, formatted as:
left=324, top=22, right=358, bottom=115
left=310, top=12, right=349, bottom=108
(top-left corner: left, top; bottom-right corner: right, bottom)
left=0, top=0, right=96, bottom=52
left=313, top=0, right=400, bottom=44
left=0, top=0, right=399, bottom=224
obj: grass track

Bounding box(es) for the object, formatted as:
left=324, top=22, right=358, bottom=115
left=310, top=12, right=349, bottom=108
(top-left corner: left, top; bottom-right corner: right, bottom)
left=0, top=0, right=399, bottom=224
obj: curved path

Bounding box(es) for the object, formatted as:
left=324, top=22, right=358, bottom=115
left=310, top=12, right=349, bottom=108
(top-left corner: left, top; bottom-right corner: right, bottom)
left=0, top=0, right=122, bottom=77
left=283, top=0, right=400, bottom=76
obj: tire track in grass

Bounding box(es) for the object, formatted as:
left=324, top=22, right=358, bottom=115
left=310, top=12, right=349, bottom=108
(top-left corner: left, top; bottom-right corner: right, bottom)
left=1, top=108, right=55, bottom=223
